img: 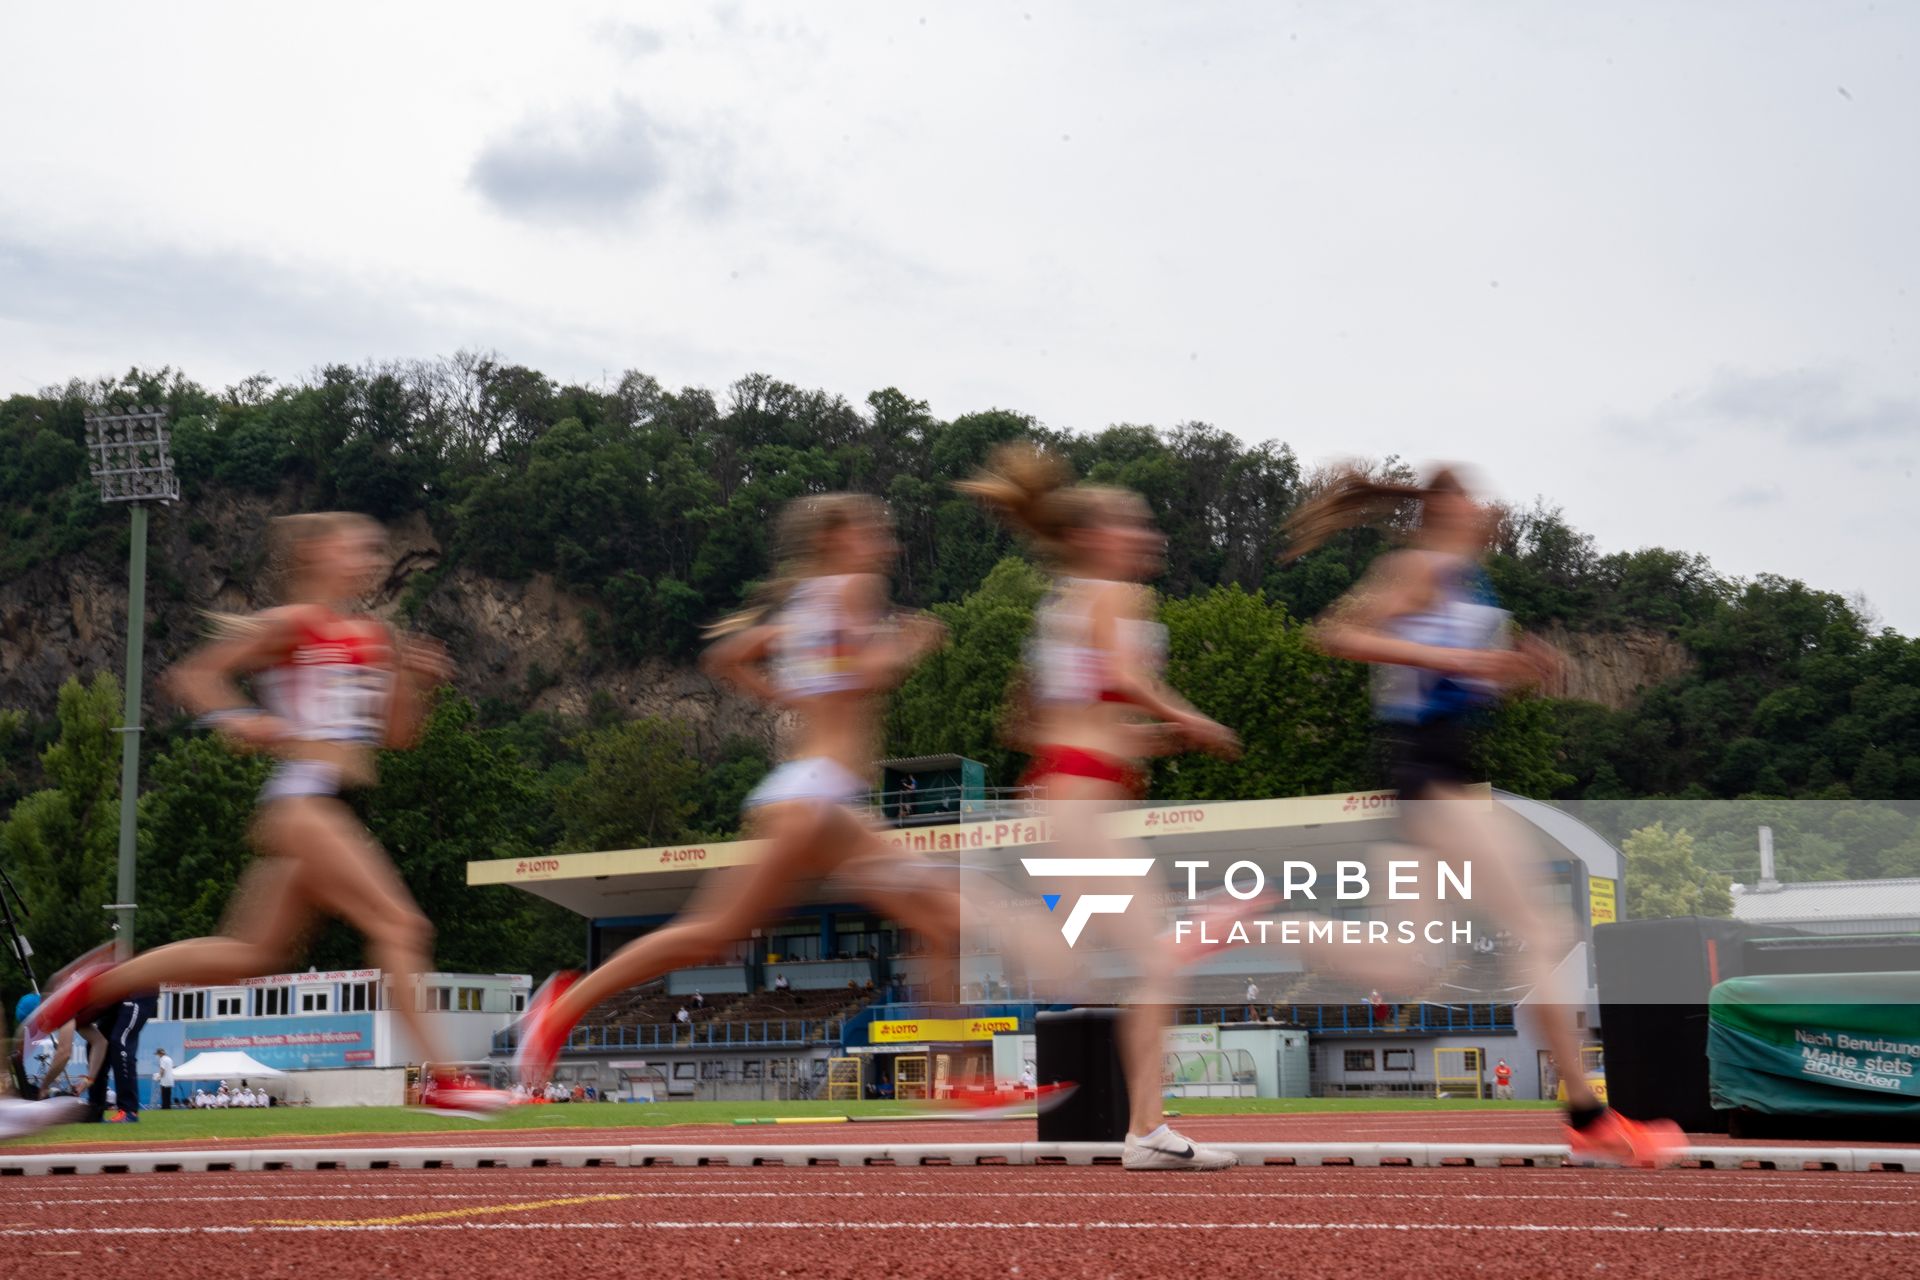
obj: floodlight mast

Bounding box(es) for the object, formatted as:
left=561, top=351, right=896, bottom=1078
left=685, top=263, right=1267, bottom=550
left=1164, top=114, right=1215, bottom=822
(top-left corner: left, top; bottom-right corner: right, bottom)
left=83, top=406, right=180, bottom=956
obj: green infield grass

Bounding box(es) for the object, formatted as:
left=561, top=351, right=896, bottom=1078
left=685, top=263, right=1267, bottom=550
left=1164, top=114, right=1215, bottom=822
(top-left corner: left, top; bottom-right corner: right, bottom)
left=5, top=1094, right=1555, bottom=1147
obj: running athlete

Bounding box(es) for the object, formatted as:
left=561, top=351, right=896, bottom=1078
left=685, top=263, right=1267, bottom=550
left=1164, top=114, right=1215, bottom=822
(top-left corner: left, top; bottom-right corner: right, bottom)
left=963, top=443, right=1241, bottom=1171
left=1287, top=466, right=1682, bottom=1166
left=26, top=512, right=510, bottom=1118
left=515, top=494, right=958, bottom=1088
left=1, top=996, right=87, bottom=1139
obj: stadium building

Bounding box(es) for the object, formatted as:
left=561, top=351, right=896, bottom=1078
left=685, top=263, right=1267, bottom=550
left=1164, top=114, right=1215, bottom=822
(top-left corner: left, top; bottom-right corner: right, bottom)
left=119, top=969, right=532, bottom=1108
left=469, top=761, right=1627, bottom=1103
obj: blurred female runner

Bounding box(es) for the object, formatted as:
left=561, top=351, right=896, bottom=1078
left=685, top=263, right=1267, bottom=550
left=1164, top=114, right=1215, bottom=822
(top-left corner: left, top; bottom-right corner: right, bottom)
left=27, top=513, right=511, bottom=1117
left=963, top=443, right=1241, bottom=1171
left=1287, top=467, right=1680, bottom=1165
left=514, top=494, right=957, bottom=1088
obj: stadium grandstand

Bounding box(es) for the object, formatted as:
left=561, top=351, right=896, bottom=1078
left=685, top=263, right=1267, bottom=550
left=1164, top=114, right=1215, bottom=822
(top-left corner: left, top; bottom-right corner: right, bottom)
left=469, top=760, right=1625, bottom=1103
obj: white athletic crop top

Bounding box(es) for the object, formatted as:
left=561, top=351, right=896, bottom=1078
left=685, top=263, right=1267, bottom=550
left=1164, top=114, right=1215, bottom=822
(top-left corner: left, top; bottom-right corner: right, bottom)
left=770, top=575, right=865, bottom=699
left=1027, top=577, right=1167, bottom=706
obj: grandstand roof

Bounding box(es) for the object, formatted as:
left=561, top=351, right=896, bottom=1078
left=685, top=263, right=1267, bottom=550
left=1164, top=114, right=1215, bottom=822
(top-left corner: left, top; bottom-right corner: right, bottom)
left=1730, top=876, right=1920, bottom=926
left=469, top=787, right=1624, bottom=922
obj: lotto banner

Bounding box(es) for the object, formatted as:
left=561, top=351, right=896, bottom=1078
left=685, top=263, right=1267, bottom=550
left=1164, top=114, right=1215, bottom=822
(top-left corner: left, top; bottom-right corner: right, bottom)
left=870, top=1017, right=1019, bottom=1044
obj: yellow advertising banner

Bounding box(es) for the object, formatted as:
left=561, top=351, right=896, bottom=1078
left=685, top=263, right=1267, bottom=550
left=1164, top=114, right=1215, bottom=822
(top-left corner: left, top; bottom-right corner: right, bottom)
left=870, top=1017, right=1019, bottom=1044
left=1589, top=876, right=1617, bottom=926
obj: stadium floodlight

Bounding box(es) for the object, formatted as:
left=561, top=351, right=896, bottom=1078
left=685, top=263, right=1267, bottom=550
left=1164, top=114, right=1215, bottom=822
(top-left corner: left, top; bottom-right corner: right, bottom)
left=84, top=405, right=180, bottom=954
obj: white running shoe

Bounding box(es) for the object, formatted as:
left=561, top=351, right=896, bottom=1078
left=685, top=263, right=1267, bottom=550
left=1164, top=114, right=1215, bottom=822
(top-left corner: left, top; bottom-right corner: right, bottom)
left=0, top=1094, right=88, bottom=1141
left=1121, top=1127, right=1237, bottom=1171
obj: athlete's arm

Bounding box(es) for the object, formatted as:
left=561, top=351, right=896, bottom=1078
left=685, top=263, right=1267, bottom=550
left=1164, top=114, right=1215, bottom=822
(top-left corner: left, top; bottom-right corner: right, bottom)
left=841, top=574, right=945, bottom=691
left=41, top=1023, right=75, bottom=1085
left=1091, top=583, right=1238, bottom=757
left=1311, top=552, right=1524, bottom=683
left=702, top=623, right=783, bottom=705
left=162, top=606, right=316, bottom=751
left=384, top=630, right=453, bottom=749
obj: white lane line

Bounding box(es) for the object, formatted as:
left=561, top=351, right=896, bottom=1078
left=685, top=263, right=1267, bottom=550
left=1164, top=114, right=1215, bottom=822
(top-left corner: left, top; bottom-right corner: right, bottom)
left=3, top=1220, right=1920, bottom=1239
left=15, top=1173, right=1917, bottom=1197
left=16, top=1190, right=1919, bottom=1210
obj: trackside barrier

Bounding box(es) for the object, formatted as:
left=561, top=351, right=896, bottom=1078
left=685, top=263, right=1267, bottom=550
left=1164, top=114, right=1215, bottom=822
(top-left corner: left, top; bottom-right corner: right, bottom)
left=3, top=1141, right=1915, bottom=1177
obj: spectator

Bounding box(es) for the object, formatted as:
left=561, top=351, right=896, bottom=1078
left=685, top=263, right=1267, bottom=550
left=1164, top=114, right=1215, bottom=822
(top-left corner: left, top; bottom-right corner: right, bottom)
left=86, top=995, right=155, bottom=1124
left=154, top=1048, right=175, bottom=1110
left=1018, top=1063, right=1036, bottom=1097
left=1245, top=979, right=1260, bottom=1021
left=773, top=973, right=790, bottom=993
left=1368, top=989, right=1389, bottom=1028
left=1494, top=1058, right=1514, bottom=1101
left=900, top=773, right=917, bottom=819
left=692, top=990, right=704, bottom=1009
left=675, top=1005, right=691, bottom=1026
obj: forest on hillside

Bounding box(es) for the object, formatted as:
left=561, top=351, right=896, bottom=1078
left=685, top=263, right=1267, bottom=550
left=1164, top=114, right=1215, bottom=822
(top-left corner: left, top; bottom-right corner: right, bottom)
left=3, top=359, right=1917, bottom=986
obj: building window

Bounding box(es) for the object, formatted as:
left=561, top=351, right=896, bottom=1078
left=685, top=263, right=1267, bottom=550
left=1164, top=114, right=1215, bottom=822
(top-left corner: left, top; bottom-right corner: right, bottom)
left=1344, top=1049, right=1376, bottom=1072
left=213, top=992, right=245, bottom=1018
left=341, top=981, right=377, bottom=1013
left=300, top=988, right=331, bottom=1014
left=173, top=991, right=207, bottom=1021
left=457, top=987, right=484, bottom=1012
left=255, top=987, right=290, bottom=1018
left=427, top=987, right=452, bottom=1011
left=512, top=993, right=527, bottom=1013
left=1383, top=1049, right=1413, bottom=1071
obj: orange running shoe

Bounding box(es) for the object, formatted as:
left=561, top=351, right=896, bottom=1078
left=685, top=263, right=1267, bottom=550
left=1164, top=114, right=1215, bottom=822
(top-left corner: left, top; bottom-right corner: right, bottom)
left=1566, top=1107, right=1686, bottom=1168
left=513, top=970, right=580, bottom=1090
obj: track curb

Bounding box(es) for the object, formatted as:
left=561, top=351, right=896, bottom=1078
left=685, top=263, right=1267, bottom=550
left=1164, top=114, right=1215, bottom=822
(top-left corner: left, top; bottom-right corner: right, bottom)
left=2, top=1140, right=1914, bottom=1177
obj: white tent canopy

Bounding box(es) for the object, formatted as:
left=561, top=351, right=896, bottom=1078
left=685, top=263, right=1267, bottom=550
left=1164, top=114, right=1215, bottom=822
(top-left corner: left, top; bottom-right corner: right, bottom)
left=170, top=1051, right=287, bottom=1082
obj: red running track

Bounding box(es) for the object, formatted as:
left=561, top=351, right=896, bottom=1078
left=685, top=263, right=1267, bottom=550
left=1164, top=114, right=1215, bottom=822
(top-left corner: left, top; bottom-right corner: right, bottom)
left=3, top=1162, right=1919, bottom=1278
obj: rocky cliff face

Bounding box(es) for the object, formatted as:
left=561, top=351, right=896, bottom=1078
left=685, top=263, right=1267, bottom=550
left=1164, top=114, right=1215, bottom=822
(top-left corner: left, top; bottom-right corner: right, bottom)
left=1537, top=622, right=1693, bottom=710
left=0, top=498, right=783, bottom=753
left=0, top=502, right=1689, bottom=734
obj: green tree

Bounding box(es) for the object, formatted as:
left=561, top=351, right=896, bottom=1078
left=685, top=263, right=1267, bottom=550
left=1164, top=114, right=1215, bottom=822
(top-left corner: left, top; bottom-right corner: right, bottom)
left=556, top=717, right=703, bottom=852
left=0, top=675, right=122, bottom=984
left=1471, top=696, right=1576, bottom=798
left=689, top=737, right=773, bottom=839
left=1154, top=586, right=1374, bottom=800
left=135, top=733, right=272, bottom=945
left=886, top=557, right=1048, bottom=783
left=361, top=692, right=581, bottom=976
left=1622, top=822, right=1734, bottom=919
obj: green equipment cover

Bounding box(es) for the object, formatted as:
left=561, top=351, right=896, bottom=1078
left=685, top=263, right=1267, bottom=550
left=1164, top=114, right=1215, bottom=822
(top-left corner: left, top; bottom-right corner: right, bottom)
left=1708, top=972, right=1920, bottom=1116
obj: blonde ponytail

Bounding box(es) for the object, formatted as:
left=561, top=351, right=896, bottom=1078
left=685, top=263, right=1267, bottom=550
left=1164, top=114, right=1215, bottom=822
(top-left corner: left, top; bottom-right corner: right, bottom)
left=958, top=441, right=1109, bottom=562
